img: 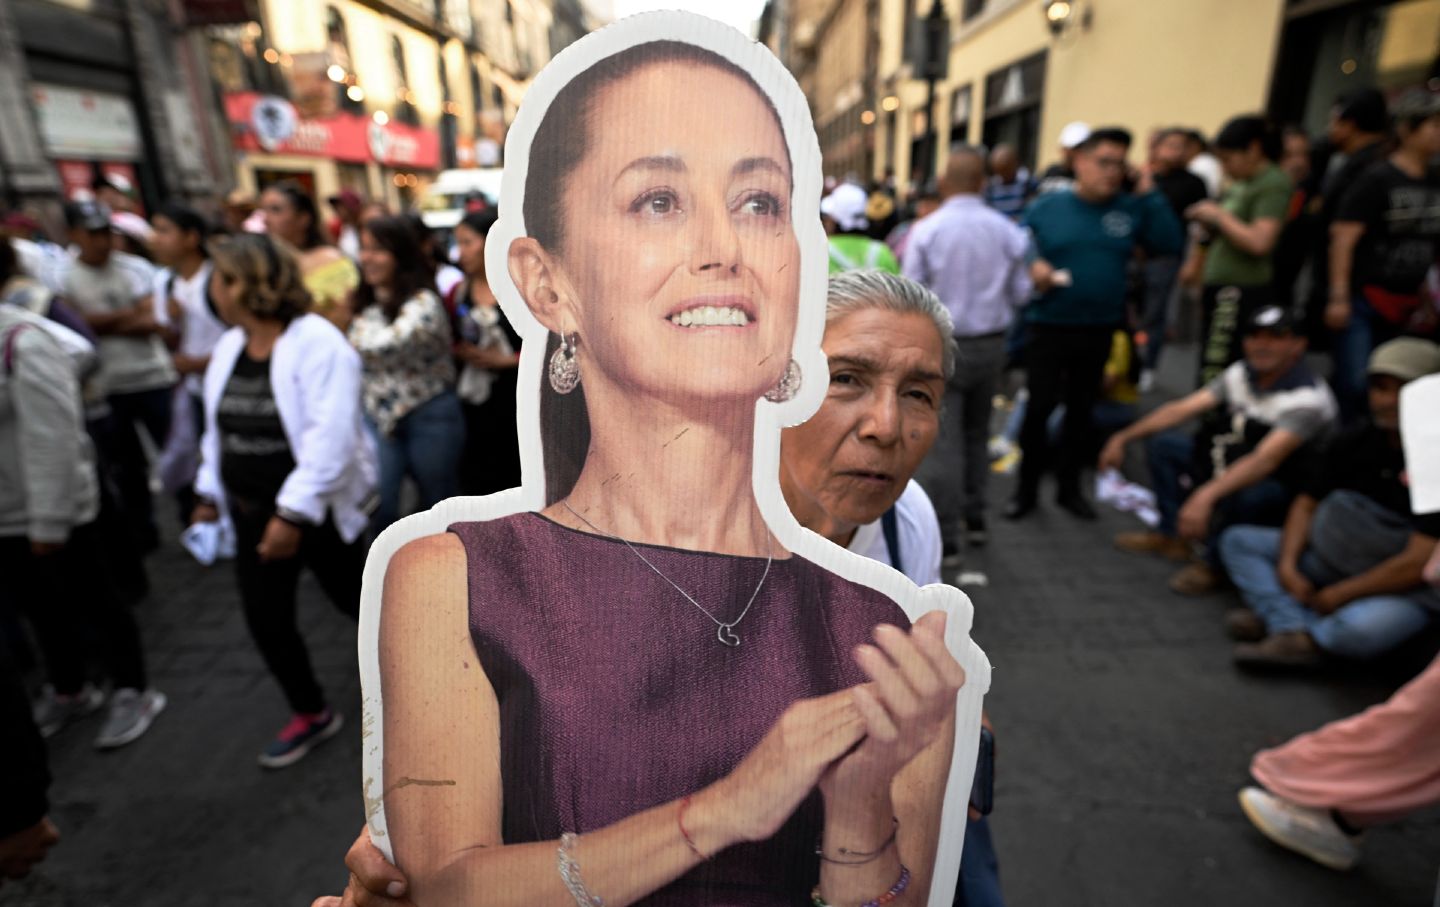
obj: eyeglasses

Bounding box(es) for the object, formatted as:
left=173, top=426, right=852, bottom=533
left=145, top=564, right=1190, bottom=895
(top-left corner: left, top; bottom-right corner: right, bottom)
left=1090, top=157, right=1126, bottom=170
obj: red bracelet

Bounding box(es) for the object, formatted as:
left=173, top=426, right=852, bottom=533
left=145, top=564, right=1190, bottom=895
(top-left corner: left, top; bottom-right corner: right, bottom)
left=678, top=795, right=708, bottom=860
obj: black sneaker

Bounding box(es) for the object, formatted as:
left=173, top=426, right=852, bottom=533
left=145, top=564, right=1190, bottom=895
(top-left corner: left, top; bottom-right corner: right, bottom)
left=1056, top=491, right=1097, bottom=521
left=259, top=709, right=344, bottom=769
left=1003, top=494, right=1036, bottom=521
left=965, top=517, right=988, bottom=548
left=941, top=542, right=964, bottom=569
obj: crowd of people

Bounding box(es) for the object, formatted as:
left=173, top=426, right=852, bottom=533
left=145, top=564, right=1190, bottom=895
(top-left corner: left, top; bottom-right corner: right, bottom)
left=0, top=175, right=521, bottom=768
left=815, top=86, right=1440, bottom=878
left=1, top=74, right=1438, bottom=900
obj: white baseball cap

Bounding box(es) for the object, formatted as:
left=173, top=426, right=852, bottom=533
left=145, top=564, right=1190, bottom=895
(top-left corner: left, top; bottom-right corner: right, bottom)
left=1059, top=121, right=1092, bottom=150
left=820, top=183, right=870, bottom=232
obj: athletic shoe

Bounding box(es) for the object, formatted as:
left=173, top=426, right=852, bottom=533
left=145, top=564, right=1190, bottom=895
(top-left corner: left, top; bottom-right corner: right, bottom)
left=1138, top=369, right=1156, bottom=394
left=965, top=517, right=988, bottom=548
left=990, top=449, right=1021, bottom=475
left=95, top=688, right=167, bottom=749
left=259, top=709, right=344, bottom=769
left=941, top=544, right=964, bottom=570
left=1055, top=491, right=1097, bottom=521
left=1003, top=491, right=1037, bottom=521
left=1238, top=787, right=1361, bottom=870
left=32, top=683, right=106, bottom=738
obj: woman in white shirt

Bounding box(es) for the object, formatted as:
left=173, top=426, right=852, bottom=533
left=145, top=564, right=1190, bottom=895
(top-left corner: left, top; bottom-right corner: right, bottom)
left=347, top=216, right=463, bottom=531
left=192, top=233, right=377, bottom=768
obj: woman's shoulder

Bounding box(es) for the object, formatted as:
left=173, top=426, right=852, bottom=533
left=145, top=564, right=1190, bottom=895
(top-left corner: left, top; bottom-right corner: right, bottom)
left=446, top=512, right=565, bottom=571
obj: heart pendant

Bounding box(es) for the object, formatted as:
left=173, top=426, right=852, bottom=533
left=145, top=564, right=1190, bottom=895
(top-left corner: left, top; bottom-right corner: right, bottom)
left=717, top=624, right=741, bottom=647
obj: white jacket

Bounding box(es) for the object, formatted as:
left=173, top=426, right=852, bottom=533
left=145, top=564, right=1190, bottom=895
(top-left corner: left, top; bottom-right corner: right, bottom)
left=196, top=314, right=377, bottom=543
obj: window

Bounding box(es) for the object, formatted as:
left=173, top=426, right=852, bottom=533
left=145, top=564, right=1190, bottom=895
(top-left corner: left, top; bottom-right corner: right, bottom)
left=982, top=52, right=1047, bottom=170
left=390, top=34, right=419, bottom=126
left=948, top=84, right=972, bottom=148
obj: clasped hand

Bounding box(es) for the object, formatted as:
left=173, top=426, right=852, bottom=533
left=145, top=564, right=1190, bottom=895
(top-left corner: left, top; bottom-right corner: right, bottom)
left=713, top=610, right=963, bottom=844
left=317, top=612, right=966, bottom=907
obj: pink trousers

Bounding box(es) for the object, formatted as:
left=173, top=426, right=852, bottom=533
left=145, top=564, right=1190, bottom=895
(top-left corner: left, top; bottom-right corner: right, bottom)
left=1251, top=650, right=1440, bottom=825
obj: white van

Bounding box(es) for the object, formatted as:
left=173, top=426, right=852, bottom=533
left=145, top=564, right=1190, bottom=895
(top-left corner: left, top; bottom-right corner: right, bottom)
left=419, top=167, right=505, bottom=230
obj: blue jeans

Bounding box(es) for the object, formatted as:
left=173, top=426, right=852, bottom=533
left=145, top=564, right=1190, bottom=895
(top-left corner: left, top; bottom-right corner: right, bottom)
left=1145, top=432, right=1291, bottom=554
left=370, top=390, right=465, bottom=532
left=1218, top=524, right=1437, bottom=658
left=956, top=816, right=1005, bottom=907
left=1330, top=292, right=1412, bottom=425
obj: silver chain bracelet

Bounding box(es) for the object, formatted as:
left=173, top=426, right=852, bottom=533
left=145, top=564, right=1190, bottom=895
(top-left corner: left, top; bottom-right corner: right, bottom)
left=557, top=832, right=605, bottom=906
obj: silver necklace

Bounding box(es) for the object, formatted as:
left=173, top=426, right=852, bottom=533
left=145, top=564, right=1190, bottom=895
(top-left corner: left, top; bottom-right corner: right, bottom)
left=562, top=501, right=773, bottom=647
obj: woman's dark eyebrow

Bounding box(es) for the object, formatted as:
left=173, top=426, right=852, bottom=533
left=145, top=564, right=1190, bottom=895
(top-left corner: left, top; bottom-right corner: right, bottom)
left=732, top=157, right=787, bottom=179
left=615, top=154, right=685, bottom=184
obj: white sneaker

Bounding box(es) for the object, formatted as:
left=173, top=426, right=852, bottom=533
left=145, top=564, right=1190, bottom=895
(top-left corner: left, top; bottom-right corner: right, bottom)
left=95, top=688, right=167, bottom=750
left=32, top=683, right=107, bottom=737
left=1138, top=369, right=1156, bottom=394
left=1238, top=786, right=1361, bottom=871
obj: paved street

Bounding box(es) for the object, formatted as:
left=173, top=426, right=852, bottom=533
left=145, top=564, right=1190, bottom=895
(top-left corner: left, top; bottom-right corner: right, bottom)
left=4, top=351, right=1439, bottom=907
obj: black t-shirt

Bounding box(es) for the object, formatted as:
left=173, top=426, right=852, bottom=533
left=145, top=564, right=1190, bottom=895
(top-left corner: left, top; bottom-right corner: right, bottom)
left=1153, top=168, right=1209, bottom=226
left=218, top=351, right=295, bottom=508
left=1321, top=139, right=1388, bottom=225
left=1335, top=161, right=1440, bottom=295
left=1305, top=420, right=1440, bottom=537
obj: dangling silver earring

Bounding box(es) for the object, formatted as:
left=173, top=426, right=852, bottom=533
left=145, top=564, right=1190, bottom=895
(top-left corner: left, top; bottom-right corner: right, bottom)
left=764, top=358, right=801, bottom=403
left=549, top=332, right=580, bottom=395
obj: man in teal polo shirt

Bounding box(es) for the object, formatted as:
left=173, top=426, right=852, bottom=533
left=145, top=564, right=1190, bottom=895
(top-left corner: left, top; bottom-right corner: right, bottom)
left=1006, top=127, right=1184, bottom=521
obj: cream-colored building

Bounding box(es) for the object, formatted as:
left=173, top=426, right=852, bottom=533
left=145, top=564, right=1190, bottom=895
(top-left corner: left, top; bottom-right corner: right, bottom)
left=208, top=0, right=565, bottom=210
left=872, top=0, right=1440, bottom=191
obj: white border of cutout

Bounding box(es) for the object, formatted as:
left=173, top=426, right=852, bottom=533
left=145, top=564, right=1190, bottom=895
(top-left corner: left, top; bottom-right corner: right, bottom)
left=357, top=11, right=991, bottom=905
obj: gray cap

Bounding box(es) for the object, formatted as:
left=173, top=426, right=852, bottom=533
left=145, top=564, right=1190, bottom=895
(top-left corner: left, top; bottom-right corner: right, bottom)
left=1368, top=337, right=1440, bottom=383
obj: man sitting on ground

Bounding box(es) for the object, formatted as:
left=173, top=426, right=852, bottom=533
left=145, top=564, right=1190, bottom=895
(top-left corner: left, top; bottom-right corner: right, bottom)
left=1099, top=306, right=1337, bottom=595
left=1218, top=337, right=1440, bottom=668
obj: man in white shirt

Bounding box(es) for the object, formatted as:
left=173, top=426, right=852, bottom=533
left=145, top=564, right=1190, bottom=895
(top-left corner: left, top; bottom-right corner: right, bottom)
left=904, top=147, right=1032, bottom=556
left=59, top=200, right=177, bottom=552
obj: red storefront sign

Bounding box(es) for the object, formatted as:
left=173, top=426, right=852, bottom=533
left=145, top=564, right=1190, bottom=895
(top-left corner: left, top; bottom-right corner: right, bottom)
left=181, top=0, right=257, bottom=26
left=225, top=93, right=440, bottom=170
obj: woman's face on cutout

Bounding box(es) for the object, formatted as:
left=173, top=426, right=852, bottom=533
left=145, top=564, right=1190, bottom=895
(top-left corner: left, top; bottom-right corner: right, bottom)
left=552, top=61, right=801, bottom=403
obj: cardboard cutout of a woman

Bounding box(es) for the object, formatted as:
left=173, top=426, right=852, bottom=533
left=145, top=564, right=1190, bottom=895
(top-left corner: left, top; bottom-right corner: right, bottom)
left=359, top=13, right=990, bottom=906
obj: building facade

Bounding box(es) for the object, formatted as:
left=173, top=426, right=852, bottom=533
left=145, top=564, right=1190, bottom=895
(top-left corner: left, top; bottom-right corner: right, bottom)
left=867, top=0, right=1439, bottom=193
left=210, top=0, right=570, bottom=211
left=0, top=0, right=232, bottom=223
left=766, top=0, right=882, bottom=181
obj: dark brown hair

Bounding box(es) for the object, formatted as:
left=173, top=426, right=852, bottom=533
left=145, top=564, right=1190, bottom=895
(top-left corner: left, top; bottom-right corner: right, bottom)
left=524, top=40, right=790, bottom=503
left=352, top=215, right=437, bottom=321
left=262, top=181, right=328, bottom=251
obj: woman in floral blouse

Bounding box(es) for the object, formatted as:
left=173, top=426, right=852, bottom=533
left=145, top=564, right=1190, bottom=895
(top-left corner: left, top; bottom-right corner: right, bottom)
left=348, top=216, right=463, bottom=531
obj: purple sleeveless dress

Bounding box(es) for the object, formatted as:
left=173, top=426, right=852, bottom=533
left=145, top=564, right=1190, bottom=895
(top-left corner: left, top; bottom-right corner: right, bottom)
left=448, top=513, right=911, bottom=905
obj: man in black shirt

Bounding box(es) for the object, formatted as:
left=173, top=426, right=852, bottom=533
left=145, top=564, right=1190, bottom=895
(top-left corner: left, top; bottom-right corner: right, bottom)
left=1219, top=337, right=1440, bottom=667
left=1139, top=128, right=1210, bottom=385
left=1326, top=90, right=1440, bottom=421
left=1307, top=89, right=1389, bottom=351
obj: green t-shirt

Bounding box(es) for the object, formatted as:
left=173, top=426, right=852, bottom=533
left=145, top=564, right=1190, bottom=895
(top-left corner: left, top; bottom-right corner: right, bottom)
left=1203, top=163, right=1292, bottom=288
left=827, top=235, right=900, bottom=274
